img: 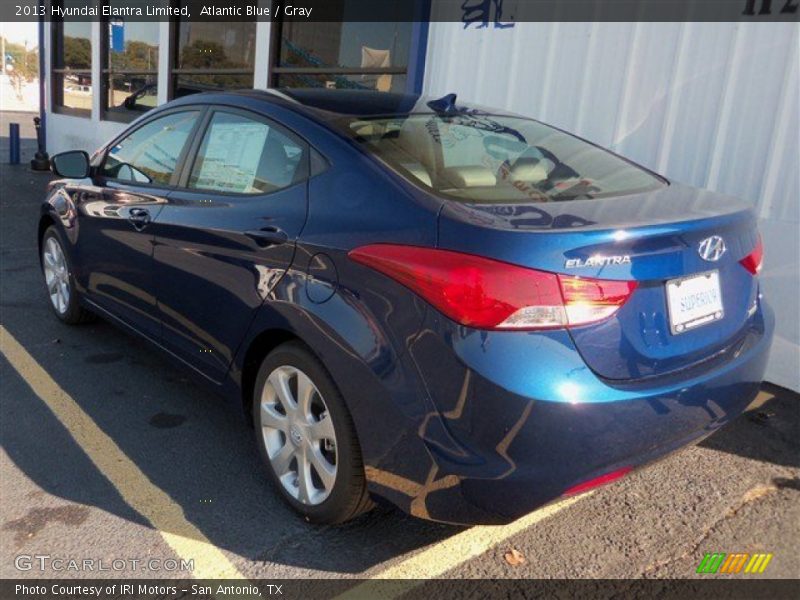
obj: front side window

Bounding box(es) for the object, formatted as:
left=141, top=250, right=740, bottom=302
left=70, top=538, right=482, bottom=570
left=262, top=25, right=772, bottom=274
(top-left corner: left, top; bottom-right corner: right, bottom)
left=346, top=113, right=665, bottom=203
left=188, top=112, right=307, bottom=195
left=102, top=111, right=200, bottom=185
left=52, top=0, right=93, bottom=116
left=102, top=1, right=161, bottom=122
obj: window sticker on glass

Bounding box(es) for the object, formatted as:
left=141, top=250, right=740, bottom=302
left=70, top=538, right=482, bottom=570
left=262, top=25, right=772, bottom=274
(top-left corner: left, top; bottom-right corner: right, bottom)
left=192, top=121, right=269, bottom=193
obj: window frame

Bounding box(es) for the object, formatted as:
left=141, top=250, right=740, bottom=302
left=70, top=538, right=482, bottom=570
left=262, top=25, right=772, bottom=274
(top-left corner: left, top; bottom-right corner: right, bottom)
left=175, top=106, right=311, bottom=197
left=97, top=105, right=210, bottom=191
left=51, top=1, right=94, bottom=118
left=99, top=2, right=161, bottom=123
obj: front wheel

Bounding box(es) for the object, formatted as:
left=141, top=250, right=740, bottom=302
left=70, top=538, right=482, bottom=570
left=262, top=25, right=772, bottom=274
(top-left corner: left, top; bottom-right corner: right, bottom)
left=40, top=226, right=93, bottom=324
left=252, top=341, right=373, bottom=524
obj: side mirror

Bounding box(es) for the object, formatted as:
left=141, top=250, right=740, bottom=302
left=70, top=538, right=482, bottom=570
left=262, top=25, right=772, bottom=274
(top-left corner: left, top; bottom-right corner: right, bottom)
left=51, top=150, right=91, bottom=178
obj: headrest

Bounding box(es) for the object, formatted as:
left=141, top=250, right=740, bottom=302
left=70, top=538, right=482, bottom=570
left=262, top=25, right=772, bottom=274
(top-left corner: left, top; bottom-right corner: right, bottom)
left=441, top=166, right=497, bottom=188
left=509, top=157, right=549, bottom=183
left=403, top=163, right=432, bottom=187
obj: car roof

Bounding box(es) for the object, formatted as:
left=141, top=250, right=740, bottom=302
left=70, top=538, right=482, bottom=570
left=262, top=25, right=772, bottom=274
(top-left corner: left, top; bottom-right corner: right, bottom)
left=218, top=88, right=425, bottom=121
left=172, top=88, right=473, bottom=118
left=278, top=89, right=425, bottom=118
left=165, top=88, right=517, bottom=126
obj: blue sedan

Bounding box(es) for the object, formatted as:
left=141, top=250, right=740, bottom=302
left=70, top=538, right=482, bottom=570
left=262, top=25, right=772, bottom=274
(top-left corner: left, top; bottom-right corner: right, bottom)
left=40, top=89, right=773, bottom=525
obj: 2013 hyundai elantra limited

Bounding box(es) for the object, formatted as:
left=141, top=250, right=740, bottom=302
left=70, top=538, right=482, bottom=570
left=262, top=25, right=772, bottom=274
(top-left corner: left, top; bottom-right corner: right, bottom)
left=39, top=89, right=773, bottom=525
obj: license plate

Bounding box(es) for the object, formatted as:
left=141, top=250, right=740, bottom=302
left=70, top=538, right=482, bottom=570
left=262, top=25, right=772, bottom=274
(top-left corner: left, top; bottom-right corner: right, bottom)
left=665, top=270, right=724, bottom=335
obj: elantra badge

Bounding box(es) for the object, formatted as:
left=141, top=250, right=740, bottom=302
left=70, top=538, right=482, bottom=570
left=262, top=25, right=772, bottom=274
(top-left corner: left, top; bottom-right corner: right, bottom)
left=698, top=236, right=726, bottom=262
left=565, top=255, right=631, bottom=268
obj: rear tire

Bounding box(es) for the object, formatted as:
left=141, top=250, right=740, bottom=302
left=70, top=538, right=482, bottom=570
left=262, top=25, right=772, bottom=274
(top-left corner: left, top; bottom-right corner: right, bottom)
left=40, top=225, right=94, bottom=325
left=252, top=341, right=373, bottom=524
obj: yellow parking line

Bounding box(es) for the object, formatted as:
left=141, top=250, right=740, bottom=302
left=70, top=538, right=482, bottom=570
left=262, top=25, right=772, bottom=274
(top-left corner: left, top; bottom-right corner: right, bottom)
left=338, top=493, right=590, bottom=599
left=0, top=325, right=245, bottom=580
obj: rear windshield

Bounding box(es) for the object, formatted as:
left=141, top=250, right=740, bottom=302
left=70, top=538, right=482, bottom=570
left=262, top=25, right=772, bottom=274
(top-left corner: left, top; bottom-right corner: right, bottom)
left=345, top=113, right=665, bottom=202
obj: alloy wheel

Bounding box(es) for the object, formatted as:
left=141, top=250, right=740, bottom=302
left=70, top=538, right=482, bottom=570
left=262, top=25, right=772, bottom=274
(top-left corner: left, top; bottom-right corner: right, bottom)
left=42, top=236, right=71, bottom=315
left=260, top=365, right=338, bottom=505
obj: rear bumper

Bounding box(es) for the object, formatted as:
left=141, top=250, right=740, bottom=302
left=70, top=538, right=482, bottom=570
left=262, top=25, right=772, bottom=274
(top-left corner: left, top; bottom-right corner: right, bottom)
left=395, top=301, right=774, bottom=524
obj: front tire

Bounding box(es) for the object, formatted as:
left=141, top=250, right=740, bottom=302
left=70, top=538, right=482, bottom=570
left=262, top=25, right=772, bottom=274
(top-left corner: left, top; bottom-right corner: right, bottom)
left=40, top=225, right=93, bottom=324
left=252, top=341, right=372, bottom=524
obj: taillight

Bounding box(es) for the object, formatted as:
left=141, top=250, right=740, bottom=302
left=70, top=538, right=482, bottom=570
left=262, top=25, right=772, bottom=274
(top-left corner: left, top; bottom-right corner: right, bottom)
left=559, top=276, right=638, bottom=326
left=739, top=236, right=763, bottom=275
left=348, top=244, right=637, bottom=330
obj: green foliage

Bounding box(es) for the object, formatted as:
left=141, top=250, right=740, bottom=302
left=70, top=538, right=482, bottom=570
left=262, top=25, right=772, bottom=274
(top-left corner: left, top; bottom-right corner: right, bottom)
left=63, top=36, right=91, bottom=70
left=109, top=40, right=158, bottom=71
left=3, top=38, right=39, bottom=82
left=177, top=39, right=252, bottom=89
left=180, top=39, right=230, bottom=69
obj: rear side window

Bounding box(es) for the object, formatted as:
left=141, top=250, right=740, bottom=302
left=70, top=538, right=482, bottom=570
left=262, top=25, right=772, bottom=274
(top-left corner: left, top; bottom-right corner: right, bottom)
left=188, top=112, right=307, bottom=195
left=346, top=113, right=664, bottom=203
left=102, top=111, right=200, bottom=185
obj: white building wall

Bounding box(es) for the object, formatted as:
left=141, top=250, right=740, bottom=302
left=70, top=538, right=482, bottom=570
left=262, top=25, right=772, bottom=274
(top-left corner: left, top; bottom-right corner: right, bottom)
left=424, top=22, right=800, bottom=391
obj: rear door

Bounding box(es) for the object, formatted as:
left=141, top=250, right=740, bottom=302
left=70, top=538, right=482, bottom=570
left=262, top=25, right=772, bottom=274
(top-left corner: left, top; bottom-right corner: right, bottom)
left=150, top=108, right=310, bottom=382
left=74, top=109, right=203, bottom=339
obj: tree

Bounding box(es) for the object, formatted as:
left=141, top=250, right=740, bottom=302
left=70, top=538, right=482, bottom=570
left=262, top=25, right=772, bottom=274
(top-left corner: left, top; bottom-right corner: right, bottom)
left=110, top=40, right=158, bottom=71
left=3, top=39, right=39, bottom=81
left=2, top=37, right=39, bottom=99
left=178, top=39, right=251, bottom=89
left=62, top=36, right=91, bottom=69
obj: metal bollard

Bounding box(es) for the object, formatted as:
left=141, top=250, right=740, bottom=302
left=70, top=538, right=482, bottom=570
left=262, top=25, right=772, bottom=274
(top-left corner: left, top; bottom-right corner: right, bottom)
left=31, top=116, right=50, bottom=171
left=9, top=123, right=21, bottom=165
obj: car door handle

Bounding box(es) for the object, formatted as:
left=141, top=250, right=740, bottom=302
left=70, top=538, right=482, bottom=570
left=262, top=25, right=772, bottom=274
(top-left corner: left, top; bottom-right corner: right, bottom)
left=128, top=207, right=151, bottom=230
left=246, top=227, right=288, bottom=247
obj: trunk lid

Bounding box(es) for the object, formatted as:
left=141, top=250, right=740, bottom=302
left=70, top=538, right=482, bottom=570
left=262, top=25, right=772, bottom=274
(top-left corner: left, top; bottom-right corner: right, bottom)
left=437, top=183, right=761, bottom=380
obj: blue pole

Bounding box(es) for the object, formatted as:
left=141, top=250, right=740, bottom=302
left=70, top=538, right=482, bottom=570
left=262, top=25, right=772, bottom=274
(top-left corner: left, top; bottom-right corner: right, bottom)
left=38, top=15, right=46, bottom=150
left=9, top=123, right=21, bottom=164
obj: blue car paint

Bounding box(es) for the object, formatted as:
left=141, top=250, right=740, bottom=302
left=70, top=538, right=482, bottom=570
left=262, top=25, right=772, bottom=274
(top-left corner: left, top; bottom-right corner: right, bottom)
left=400, top=302, right=772, bottom=523
left=40, top=90, right=773, bottom=525
left=439, top=187, right=761, bottom=380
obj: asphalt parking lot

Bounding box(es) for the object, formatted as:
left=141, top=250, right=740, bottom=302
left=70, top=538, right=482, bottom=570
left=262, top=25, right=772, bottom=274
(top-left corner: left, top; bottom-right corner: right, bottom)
left=1, top=112, right=798, bottom=587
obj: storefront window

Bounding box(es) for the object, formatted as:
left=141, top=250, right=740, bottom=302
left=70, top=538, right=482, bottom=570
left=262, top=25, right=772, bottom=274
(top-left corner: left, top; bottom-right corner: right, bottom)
left=102, top=1, right=160, bottom=122
left=271, top=21, right=412, bottom=93
left=173, top=21, right=256, bottom=96
left=52, top=0, right=93, bottom=116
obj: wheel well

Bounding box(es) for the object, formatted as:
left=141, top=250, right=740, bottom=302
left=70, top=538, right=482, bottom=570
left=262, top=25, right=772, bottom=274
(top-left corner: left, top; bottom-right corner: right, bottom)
left=241, top=329, right=300, bottom=425
left=37, top=215, right=55, bottom=252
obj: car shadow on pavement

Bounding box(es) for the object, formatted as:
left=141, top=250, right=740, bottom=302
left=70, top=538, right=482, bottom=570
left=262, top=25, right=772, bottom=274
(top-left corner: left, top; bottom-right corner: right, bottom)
left=698, top=384, right=800, bottom=471
left=0, top=316, right=461, bottom=574
left=1, top=313, right=466, bottom=574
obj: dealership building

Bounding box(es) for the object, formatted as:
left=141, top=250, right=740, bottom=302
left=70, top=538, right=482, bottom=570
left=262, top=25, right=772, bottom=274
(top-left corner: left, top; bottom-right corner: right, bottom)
left=38, top=11, right=799, bottom=390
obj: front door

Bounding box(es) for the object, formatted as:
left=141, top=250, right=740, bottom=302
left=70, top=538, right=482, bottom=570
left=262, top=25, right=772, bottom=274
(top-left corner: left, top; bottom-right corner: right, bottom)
left=151, top=108, right=310, bottom=382
left=75, top=109, right=203, bottom=339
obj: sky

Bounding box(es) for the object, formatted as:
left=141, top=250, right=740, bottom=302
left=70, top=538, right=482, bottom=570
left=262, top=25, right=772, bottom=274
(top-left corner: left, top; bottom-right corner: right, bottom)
left=0, top=22, right=39, bottom=47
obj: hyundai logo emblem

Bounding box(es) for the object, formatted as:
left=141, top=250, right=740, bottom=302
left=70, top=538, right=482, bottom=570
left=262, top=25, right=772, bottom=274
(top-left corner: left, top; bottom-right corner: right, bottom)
left=698, top=236, right=727, bottom=262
